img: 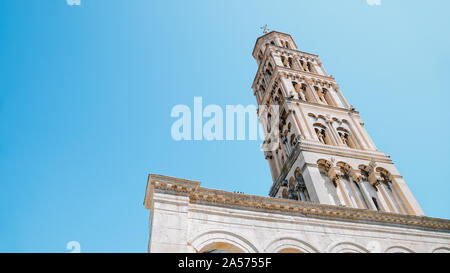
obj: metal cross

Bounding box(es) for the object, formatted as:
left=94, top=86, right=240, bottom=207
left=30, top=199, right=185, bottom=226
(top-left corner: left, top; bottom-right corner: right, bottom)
left=260, top=24, right=270, bottom=34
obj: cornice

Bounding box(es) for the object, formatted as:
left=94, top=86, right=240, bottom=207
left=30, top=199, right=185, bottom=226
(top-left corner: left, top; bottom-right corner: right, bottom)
left=146, top=174, right=450, bottom=232
left=277, top=66, right=335, bottom=84
left=144, top=174, right=200, bottom=209
left=285, top=96, right=358, bottom=114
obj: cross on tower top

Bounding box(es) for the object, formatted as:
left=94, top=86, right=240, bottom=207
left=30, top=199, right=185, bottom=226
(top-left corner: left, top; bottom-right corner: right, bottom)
left=260, top=24, right=270, bottom=34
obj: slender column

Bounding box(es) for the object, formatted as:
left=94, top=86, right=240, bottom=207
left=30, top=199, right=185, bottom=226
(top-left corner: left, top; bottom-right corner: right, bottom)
left=373, top=182, right=391, bottom=212
left=349, top=115, right=373, bottom=150
left=325, top=119, right=341, bottom=146
left=346, top=118, right=369, bottom=150
left=335, top=177, right=352, bottom=207
left=288, top=110, right=304, bottom=138
left=323, top=87, right=338, bottom=107
left=328, top=168, right=354, bottom=207
left=295, top=103, right=314, bottom=140
left=332, top=83, right=350, bottom=109
left=359, top=181, right=378, bottom=210
left=294, top=57, right=305, bottom=72
left=391, top=175, right=424, bottom=216
left=348, top=175, right=365, bottom=209
left=305, top=79, right=321, bottom=104
left=383, top=182, right=403, bottom=214
left=279, top=77, right=292, bottom=98
left=388, top=181, right=407, bottom=214
left=316, top=59, right=328, bottom=76
left=378, top=183, right=398, bottom=213
left=368, top=170, right=390, bottom=212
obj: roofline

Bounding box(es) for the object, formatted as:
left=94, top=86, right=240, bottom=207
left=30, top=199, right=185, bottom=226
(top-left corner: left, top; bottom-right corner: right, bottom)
left=252, top=31, right=299, bottom=58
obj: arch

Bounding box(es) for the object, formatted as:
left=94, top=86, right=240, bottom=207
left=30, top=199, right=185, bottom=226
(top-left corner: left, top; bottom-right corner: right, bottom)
left=432, top=247, right=450, bottom=253
left=327, top=242, right=369, bottom=253
left=385, top=246, right=415, bottom=253
left=376, top=167, right=391, bottom=177
left=336, top=161, right=352, bottom=172
left=358, top=164, right=371, bottom=179
left=190, top=230, right=259, bottom=253
left=336, top=127, right=358, bottom=149
left=313, top=123, right=332, bottom=145
left=200, top=242, right=245, bottom=253
left=322, top=88, right=335, bottom=106
left=264, top=238, right=319, bottom=253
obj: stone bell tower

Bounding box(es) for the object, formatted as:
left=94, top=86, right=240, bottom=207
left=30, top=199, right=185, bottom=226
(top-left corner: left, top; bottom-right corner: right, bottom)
left=251, top=31, right=424, bottom=216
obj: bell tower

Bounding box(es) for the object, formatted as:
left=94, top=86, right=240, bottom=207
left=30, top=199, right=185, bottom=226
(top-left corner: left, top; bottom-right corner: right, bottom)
left=252, top=31, right=424, bottom=216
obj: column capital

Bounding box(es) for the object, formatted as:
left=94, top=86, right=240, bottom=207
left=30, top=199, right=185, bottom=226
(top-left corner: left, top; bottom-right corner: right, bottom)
left=328, top=167, right=344, bottom=182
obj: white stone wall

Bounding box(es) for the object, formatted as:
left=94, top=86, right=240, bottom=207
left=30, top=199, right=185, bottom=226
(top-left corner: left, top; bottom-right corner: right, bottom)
left=148, top=191, right=450, bottom=253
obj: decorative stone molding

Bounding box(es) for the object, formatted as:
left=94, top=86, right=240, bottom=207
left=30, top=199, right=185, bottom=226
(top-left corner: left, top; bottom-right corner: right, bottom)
left=144, top=174, right=201, bottom=209
left=145, top=174, right=450, bottom=232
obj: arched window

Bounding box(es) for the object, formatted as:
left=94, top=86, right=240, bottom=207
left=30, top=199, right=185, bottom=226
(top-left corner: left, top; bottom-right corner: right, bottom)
left=307, top=62, right=315, bottom=73
left=294, top=168, right=310, bottom=202
left=267, top=113, right=272, bottom=132
left=314, top=86, right=327, bottom=104
left=337, top=128, right=357, bottom=149
left=281, top=40, right=290, bottom=49
left=288, top=57, right=294, bottom=68
left=322, top=88, right=335, bottom=106
left=293, top=82, right=310, bottom=102
left=259, top=84, right=266, bottom=99
left=377, top=167, right=406, bottom=214
left=281, top=56, right=286, bottom=67
left=299, top=60, right=307, bottom=71
left=314, top=124, right=332, bottom=145
left=264, top=69, right=272, bottom=85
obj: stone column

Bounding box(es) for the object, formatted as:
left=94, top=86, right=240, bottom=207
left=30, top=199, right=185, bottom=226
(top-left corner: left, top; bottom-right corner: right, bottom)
left=335, top=177, right=352, bottom=207
left=378, top=182, right=398, bottom=213
left=332, top=83, right=350, bottom=109
left=325, top=118, right=341, bottom=146
left=317, top=59, right=328, bottom=76
left=295, top=103, right=315, bottom=140
left=368, top=171, right=391, bottom=212
left=388, top=181, right=407, bottom=214
left=359, top=181, right=378, bottom=210
left=391, top=175, right=424, bottom=216
left=328, top=168, right=353, bottom=207
left=347, top=174, right=365, bottom=209
left=305, top=79, right=321, bottom=104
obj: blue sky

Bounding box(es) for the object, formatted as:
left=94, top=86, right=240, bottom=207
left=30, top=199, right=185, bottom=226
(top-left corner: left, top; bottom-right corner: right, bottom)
left=1, top=0, right=449, bottom=252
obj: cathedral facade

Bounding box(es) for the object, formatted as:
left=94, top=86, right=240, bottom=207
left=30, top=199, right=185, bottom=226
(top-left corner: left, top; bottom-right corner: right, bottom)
left=144, top=31, right=450, bottom=253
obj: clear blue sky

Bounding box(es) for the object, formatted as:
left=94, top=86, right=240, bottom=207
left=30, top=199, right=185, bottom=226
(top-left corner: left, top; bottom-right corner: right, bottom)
left=1, top=0, right=449, bottom=252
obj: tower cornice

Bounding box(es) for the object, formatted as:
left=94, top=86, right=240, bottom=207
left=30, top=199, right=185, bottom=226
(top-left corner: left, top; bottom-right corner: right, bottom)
left=252, top=31, right=299, bottom=58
